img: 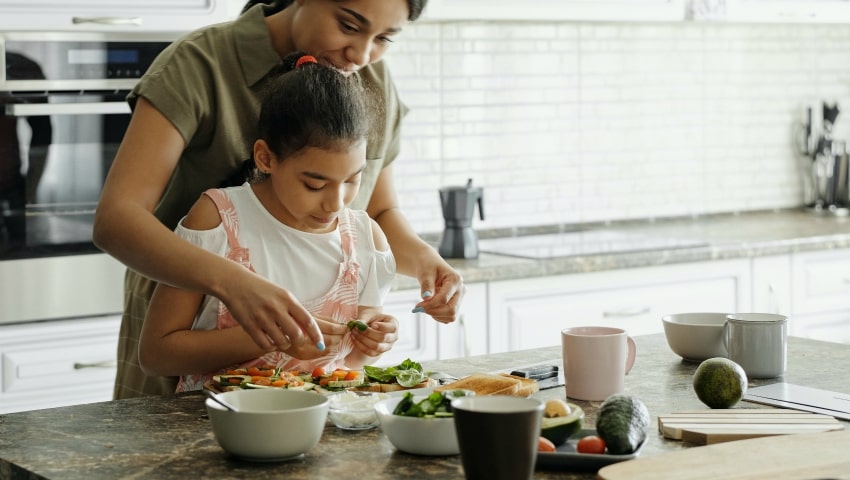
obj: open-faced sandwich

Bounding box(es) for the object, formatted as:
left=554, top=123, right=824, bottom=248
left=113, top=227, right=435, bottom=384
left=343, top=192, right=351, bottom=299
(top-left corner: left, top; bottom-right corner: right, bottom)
left=353, top=359, right=438, bottom=392
left=211, top=365, right=366, bottom=392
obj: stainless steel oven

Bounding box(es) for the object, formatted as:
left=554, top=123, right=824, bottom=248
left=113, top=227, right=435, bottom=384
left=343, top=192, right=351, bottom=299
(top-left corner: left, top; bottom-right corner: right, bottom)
left=0, top=31, right=177, bottom=324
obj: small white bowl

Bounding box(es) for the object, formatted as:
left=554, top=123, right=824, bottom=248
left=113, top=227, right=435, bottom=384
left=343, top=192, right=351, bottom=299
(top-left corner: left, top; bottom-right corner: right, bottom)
left=205, top=388, right=328, bottom=462
left=662, top=312, right=729, bottom=362
left=374, top=396, right=459, bottom=456
left=327, top=391, right=388, bottom=430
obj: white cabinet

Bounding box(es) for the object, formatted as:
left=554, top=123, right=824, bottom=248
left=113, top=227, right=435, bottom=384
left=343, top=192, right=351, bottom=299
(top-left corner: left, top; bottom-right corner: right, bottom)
left=422, top=0, right=686, bottom=22
left=789, top=248, right=850, bottom=343
left=487, top=259, right=752, bottom=354
left=0, top=0, right=231, bottom=32
left=0, top=315, right=120, bottom=414
left=725, top=0, right=850, bottom=23
left=371, top=282, right=488, bottom=367
left=751, top=254, right=792, bottom=315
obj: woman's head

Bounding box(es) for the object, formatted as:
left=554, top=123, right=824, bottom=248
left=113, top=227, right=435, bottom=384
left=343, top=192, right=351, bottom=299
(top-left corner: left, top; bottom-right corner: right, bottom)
left=242, top=0, right=427, bottom=21
left=249, top=52, right=372, bottom=232
left=247, top=0, right=422, bottom=73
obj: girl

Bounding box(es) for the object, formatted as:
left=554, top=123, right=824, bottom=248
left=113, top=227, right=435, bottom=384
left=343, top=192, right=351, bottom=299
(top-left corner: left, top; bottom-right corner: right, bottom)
left=95, top=0, right=466, bottom=399
left=138, top=53, right=396, bottom=391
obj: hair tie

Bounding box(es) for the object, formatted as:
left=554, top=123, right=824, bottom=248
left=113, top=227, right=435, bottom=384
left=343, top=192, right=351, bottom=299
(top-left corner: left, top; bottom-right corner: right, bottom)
left=295, top=55, right=318, bottom=68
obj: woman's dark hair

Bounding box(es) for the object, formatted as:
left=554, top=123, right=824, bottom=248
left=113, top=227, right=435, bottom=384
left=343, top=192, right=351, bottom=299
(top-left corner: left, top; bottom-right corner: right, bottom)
left=223, top=52, right=372, bottom=186
left=242, top=0, right=427, bottom=21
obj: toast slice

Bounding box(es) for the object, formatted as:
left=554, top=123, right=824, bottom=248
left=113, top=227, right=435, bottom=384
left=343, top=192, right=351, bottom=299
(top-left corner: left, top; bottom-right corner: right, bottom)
left=498, top=373, right=540, bottom=397
left=434, top=373, right=524, bottom=396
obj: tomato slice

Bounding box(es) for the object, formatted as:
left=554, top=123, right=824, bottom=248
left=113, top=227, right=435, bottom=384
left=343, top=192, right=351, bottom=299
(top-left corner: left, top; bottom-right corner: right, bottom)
left=311, top=367, right=326, bottom=379
left=343, top=370, right=360, bottom=381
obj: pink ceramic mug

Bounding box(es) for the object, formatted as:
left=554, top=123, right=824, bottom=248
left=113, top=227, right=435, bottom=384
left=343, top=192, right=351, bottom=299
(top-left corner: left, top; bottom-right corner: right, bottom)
left=561, top=326, right=637, bottom=401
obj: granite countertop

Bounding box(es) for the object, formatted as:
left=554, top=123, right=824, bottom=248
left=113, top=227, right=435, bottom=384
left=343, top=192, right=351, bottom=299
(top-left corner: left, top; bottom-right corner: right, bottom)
left=1, top=334, right=847, bottom=480
left=392, top=209, right=850, bottom=290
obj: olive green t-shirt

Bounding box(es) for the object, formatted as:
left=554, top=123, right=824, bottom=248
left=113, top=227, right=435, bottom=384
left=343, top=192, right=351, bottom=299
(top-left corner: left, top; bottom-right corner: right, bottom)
left=130, top=3, right=407, bottom=230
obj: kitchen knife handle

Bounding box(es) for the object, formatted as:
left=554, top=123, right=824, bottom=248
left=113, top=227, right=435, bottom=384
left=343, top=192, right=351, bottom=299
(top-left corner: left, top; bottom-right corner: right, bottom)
left=510, top=365, right=558, bottom=380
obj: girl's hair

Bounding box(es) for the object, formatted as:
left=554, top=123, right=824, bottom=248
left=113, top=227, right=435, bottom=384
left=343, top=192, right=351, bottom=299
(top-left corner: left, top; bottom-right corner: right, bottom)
left=241, top=0, right=428, bottom=21
left=224, top=52, right=372, bottom=186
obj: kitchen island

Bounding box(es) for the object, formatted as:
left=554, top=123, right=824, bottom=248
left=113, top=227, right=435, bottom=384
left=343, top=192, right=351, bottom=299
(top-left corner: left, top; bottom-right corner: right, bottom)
left=1, top=334, right=848, bottom=480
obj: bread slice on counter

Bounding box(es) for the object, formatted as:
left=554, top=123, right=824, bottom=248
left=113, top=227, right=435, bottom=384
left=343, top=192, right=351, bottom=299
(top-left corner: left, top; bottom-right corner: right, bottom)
left=434, top=372, right=534, bottom=397
left=498, top=373, right=540, bottom=397
left=353, top=378, right=437, bottom=393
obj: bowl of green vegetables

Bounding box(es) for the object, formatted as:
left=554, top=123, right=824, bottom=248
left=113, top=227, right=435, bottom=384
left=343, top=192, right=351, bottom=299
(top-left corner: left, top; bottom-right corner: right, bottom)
left=373, top=389, right=472, bottom=456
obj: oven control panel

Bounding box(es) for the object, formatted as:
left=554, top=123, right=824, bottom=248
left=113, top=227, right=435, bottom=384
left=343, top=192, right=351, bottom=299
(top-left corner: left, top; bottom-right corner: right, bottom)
left=0, top=32, right=177, bottom=91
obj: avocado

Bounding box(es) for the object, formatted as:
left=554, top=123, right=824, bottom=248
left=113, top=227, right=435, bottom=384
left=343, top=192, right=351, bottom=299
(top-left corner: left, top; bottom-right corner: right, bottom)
left=540, top=401, right=584, bottom=446
left=692, top=357, right=748, bottom=409
left=595, top=394, right=650, bottom=454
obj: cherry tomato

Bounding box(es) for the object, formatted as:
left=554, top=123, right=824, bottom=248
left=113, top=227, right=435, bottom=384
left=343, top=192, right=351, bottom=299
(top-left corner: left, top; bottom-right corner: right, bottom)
left=537, top=437, right=556, bottom=453
left=311, top=367, right=326, bottom=379
left=343, top=370, right=360, bottom=381
left=576, top=435, right=606, bottom=454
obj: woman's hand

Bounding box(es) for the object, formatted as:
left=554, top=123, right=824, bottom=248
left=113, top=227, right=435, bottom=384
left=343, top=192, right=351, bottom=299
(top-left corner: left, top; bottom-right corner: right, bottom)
left=282, top=316, right=347, bottom=359
left=350, top=313, right=399, bottom=359
left=411, top=256, right=465, bottom=324
left=217, top=267, right=325, bottom=352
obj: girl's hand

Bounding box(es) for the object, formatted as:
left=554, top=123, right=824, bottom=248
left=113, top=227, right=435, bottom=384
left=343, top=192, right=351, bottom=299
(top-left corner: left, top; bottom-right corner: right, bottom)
left=350, top=313, right=399, bottom=358
left=412, top=258, right=465, bottom=324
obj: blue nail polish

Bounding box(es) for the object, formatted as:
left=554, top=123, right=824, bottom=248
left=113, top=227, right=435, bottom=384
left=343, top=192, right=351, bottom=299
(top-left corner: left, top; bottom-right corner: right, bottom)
left=422, top=291, right=433, bottom=299
left=411, top=307, right=425, bottom=313
left=316, top=341, right=325, bottom=351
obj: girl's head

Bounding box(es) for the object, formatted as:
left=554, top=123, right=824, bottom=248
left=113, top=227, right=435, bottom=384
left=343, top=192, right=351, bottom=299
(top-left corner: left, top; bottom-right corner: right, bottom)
left=244, top=0, right=423, bottom=74
left=257, top=52, right=371, bottom=162
left=249, top=52, right=372, bottom=233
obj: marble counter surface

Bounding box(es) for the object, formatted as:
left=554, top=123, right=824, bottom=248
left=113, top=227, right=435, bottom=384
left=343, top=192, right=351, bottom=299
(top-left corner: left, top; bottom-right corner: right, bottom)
left=1, top=334, right=847, bottom=479
left=393, top=209, right=850, bottom=290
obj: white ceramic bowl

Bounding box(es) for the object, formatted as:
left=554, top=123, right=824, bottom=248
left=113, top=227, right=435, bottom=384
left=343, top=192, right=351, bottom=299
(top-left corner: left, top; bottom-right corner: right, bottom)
left=205, top=388, right=328, bottom=461
left=662, top=312, right=729, bottom=362
left=374, top=396, right=459, bottom=456
left=327, top=391, right=389, bottom=430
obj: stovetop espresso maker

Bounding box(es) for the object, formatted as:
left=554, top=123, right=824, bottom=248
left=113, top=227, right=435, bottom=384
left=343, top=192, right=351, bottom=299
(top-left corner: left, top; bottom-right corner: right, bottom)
left=438, top=178, right=484, bottom=259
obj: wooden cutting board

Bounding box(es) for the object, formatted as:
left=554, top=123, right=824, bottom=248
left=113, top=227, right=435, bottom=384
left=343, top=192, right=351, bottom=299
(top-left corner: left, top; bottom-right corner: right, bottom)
left=658, top=409, right=844, bottom=445
left=599, top=430, right=850, bottom=480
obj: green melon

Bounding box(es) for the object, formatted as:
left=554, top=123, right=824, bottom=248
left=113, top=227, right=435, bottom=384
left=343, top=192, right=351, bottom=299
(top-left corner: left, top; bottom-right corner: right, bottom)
left=693, top=357, right=748, bottom=409
left=595, top=394, right=651, bottom=455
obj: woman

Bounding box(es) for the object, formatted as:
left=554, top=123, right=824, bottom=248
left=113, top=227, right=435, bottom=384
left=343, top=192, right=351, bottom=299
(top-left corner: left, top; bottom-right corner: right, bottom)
left=139, top=53, right=397, bottom=391
left=93, top=0, right=465, bottom=399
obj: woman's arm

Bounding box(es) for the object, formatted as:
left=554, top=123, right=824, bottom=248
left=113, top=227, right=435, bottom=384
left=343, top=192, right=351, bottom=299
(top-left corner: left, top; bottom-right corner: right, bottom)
left=366, top=165, right=465, bottom=324
left=93, top=98, right=323, bottom=350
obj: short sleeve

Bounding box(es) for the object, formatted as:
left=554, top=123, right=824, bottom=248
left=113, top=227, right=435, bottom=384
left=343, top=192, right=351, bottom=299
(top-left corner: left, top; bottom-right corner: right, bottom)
left=174, top=215, right=229, bottom=257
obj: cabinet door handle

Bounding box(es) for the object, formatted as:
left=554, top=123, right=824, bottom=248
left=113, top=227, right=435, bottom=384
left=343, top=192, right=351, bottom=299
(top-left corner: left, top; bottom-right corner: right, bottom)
left=72, top=16, right=142, bottom=26
left=74, top=360, right=117, bottom=370
left=602, top=306, right=651, bottom=318
left=6, top=102, right=131, bottom=117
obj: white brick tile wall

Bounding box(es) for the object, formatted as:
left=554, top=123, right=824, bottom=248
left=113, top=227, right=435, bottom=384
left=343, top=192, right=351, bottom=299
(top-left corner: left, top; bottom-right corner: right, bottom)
left=384, top=20, right=850, bottom=235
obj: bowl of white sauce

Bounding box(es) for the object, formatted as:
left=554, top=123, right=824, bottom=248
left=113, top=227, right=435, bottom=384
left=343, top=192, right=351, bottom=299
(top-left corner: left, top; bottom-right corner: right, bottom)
left=327, top=391, right=389, bottom=431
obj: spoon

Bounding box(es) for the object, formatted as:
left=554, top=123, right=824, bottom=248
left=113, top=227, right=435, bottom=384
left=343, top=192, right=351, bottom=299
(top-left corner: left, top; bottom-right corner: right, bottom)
left=204, top=389, right=239, bottom=412
left=426, top=371, right=459, bottom=385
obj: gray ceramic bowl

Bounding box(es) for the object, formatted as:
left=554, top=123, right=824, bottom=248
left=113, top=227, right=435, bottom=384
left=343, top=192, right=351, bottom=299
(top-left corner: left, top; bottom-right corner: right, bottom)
left=662, top=312, right=729, bottom=362
left=205, top=388, right=328, bottom=462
